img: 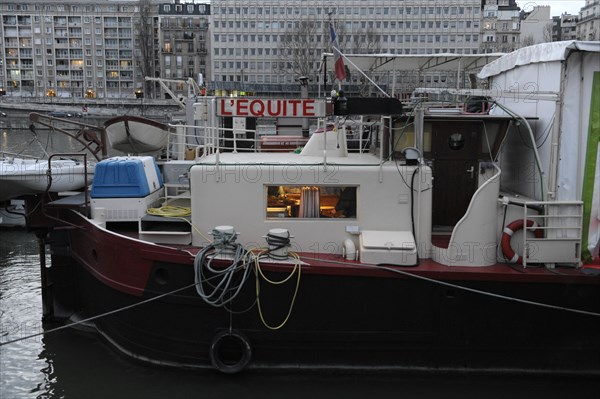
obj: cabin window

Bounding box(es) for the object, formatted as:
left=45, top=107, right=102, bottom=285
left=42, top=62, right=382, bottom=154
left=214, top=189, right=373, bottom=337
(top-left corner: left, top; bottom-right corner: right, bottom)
left=266, top=185, right=357, bottom=219
left=393, top=121, right=432, bottom=158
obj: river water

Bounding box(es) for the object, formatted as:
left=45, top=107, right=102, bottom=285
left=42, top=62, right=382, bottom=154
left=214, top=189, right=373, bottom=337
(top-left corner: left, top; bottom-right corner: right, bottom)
left=1, top=114, right=599, bottom=398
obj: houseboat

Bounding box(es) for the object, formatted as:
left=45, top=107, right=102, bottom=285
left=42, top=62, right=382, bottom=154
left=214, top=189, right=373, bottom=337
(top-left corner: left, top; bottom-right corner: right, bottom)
left=30, top=43, right=600, bottom=374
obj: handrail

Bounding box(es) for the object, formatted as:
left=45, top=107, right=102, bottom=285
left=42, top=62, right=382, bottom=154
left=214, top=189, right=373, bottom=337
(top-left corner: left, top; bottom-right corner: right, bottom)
left=29, top=112, right=108, bottom=161
left=522, top=200, right=584, bottom=268
left=44, top=153, right=90, bottom=218
left=0, top=151, right=41, bottom=160
left=165, top=117, right=379, bottom=162
left=448, top=163, right=501, bottom=247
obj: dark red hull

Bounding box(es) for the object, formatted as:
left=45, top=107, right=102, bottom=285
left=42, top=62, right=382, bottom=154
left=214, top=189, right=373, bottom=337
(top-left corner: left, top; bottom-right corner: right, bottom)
left=48, top=211, right=600, bottom=373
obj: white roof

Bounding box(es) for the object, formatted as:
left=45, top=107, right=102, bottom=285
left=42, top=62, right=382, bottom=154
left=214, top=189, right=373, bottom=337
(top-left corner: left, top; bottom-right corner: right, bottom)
left=478, top=41, right=600, bottom=79
left=321, top=52, right=506, bottom=74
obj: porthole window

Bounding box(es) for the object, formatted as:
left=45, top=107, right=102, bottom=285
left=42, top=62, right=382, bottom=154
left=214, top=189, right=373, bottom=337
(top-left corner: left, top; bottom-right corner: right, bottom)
left=449, top=133, right=465, bottom=150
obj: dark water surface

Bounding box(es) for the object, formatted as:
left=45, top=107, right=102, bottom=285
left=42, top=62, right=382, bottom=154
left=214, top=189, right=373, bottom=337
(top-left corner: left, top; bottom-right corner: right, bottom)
left=2, top=231, right=599, bottom=399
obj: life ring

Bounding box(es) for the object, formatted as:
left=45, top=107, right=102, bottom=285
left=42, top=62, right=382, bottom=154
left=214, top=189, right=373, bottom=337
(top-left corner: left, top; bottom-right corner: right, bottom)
left=209, top=330, right=252, bottom=374
left=501, top=219, right=544, bottom=264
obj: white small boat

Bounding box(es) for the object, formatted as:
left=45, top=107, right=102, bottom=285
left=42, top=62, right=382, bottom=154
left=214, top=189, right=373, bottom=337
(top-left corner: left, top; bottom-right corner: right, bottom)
left=0, top=199, right=26, bottom=227
left=104, top=115, right=173, bottom=154
left=0, top=156, right=93, bottom=201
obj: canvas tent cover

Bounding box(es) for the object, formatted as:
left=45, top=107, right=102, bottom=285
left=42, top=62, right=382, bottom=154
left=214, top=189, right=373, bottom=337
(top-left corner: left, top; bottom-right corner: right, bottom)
left=477, top=41, right=600, bottom=260
left=478, top=41, right=600, bottom=79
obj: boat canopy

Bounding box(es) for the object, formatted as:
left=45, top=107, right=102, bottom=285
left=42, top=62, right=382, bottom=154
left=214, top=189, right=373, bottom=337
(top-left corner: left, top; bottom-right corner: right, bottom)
left=478, top=41, right=600, bottom=79
left=321, top=52, right=506, bottom=75
left=478, top=40, right=600, bottom=259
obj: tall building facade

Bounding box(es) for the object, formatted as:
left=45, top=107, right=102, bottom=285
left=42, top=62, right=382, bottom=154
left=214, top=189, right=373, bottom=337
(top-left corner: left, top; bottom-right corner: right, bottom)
left=0, top=1, right=149, bottom=99
left=520, top=6, right=551, bottom=46
left=480, top=0, right=521, bottom=53
left=156, top=1, right=210, bottom=99
left=560, top=14, right=579, bottom=41
left=210, top=0, right=483, bottom=96
left=4, top=1, right=554, bottom=100
left=578, top=0, right=600, bottom=40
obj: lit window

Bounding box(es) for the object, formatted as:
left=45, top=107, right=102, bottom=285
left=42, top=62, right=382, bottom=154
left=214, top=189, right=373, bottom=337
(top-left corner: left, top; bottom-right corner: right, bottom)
left=266, top=186, right=357, bottom=219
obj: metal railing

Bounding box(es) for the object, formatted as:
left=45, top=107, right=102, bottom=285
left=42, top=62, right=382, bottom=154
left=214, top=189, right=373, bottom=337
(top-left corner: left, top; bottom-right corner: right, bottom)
left=165, top=116, right=380, bottom=162
left=523, top=201, right=584, bottom=268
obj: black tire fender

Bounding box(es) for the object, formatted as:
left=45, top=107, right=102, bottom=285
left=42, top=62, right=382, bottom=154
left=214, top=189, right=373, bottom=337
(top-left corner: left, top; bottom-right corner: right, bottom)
left=209, top=330, right=252, bottom=374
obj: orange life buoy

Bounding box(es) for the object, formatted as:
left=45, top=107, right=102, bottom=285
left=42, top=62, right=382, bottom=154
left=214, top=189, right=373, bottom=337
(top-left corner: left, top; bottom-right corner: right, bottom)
left=501, top=219, right=544, bottom=264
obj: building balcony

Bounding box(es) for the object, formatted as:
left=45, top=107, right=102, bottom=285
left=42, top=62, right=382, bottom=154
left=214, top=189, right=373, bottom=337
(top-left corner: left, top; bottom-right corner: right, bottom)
left=578, top=14, right=600, bottom=23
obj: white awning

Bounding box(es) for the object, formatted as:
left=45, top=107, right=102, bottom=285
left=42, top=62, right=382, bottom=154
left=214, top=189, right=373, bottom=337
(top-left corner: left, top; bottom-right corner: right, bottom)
left=478, top=41, right=600, bottom=79
left=321, top=52, right=506, bottom=74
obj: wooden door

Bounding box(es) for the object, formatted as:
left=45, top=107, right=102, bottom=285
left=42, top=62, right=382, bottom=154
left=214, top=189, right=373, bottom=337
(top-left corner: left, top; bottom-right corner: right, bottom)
left=431, top=122, right=480, bottom=227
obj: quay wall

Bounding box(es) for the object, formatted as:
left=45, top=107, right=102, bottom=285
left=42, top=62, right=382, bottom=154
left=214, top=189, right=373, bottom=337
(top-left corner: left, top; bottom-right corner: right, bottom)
left=0, top=97, right=182, bottom=118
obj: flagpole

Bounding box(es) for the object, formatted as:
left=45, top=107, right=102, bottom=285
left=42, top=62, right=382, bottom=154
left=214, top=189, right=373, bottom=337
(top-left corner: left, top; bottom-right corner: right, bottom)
left=328, top=12, right=390, bottom=98
left=322, top=54, right=327, bottom=98
left=332, top=49, right=391, bottom=98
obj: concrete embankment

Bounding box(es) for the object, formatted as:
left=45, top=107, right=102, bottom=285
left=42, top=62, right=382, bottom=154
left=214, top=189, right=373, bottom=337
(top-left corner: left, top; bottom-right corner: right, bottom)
left=0, top=98, right=182, bottom=119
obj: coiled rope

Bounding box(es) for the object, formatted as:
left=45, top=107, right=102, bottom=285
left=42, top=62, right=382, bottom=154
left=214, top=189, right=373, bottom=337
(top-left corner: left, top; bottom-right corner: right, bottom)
left=147, top=205, right=191, bottom=218
left=147, top=205, right=212, bottom=243
left=194, top=228, right=254, bottom=307
left=194, top=230, right=302, bottom=329
left=264, top=231, right=291, bottom=260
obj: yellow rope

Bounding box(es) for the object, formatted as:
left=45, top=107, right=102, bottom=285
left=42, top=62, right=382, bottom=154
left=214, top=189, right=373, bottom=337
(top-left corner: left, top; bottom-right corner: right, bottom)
left=146, top=205, right=212, bottom=243
left=255, top=251, right=302, bottom=330
left=147, top=205, right=191, bottom=218
left=255, top=251, right=300, bottom=285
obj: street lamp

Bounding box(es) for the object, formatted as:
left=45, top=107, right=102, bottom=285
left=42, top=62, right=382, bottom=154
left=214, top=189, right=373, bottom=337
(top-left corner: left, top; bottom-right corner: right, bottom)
left=46, top=89, right=56, bottom=104
left=135, top=89, right=144, bottom=114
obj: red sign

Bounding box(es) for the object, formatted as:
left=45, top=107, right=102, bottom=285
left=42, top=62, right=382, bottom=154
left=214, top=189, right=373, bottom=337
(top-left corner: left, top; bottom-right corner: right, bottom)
left=217, top=98, right=325, bottom=118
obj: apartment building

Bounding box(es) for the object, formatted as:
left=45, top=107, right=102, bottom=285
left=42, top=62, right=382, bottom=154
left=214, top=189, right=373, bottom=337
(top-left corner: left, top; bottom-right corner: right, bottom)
left=3, top=1, right=545, bottom=100
left=156, top=1, right=210, bottom=98
left=520, top=6, right=551, bottom=46
left=0, top=1, right=149, bottom=99
left=480, top=0, right=521, bottom=53
left=578, top=0, right=600, bottom=41
left=560, top=14, right=579, bottom=41
left=210, top=0, right=483, bottom=96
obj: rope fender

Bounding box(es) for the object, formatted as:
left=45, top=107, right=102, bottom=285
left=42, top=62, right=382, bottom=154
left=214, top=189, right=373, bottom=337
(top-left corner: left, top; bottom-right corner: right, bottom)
left=501, top=219, right=544, bottom=264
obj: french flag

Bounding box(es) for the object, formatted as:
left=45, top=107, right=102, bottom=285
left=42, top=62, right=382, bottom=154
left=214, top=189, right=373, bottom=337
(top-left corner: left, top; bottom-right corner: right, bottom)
left=329, top=22, right=346, bottom=82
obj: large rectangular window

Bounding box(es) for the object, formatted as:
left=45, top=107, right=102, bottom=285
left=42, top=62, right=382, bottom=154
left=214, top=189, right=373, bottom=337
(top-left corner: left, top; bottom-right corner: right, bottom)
left=266, top=185, right=357, bottom=219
